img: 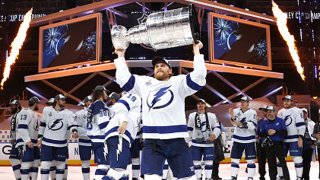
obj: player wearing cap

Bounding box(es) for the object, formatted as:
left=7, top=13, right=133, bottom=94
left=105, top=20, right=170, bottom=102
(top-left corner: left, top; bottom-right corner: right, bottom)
left=37, top=94, right=77, bottom=180
left=229, top=96, right=257, bottom=180
left=257, top=106, right=289, bottom=180
left=87, top=85, right=114, bottom=180
left=9, top=99, right=22, bottom=180
left=277, top=95, right=305, bottom=180
left=301, top=108, right=315, bottom=180
left=103, top=92, right=141, bottom=180
left=187, top=99, right=221, bottom=180
left=74, top=95, right=93, bottom=180
left=15, top=96, right=41, bottom=180
left=114, top=42, right=205, bottom=180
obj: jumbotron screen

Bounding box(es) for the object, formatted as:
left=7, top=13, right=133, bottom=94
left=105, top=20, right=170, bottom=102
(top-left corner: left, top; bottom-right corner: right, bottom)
left=39, top=13, right=102, bottom=72
left=209, top=13, right=271, bottom=70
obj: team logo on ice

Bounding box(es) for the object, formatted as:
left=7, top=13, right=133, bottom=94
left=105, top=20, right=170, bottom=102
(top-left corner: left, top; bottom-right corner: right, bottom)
left=48, top=118, right=64, bottom=131
left=147, top=86, right=174, bottom=111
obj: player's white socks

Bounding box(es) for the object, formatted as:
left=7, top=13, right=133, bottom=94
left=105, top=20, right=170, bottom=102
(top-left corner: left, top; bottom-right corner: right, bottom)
left=20, top=162, right=32, bottom=180
left=293, top=156, right=303, bottom=178
left=145, top=174, right=162, bottom=180
left=205, top=160, right=213, bottom=178
left=50, top=161, right=56, bottom=180
left=247, top=159, right=256, bottom=178
left=30, top=159, right=40, bottom=180
left=231, top=158, right=240, bottom=178
left=41, top=161, right=51, bottom=180
left=131, top=158, right=140, bottom=179
left=56, top=161, right=66, bottom=180
left=10, top=158, right=21, bottom=180
left=81, top=160, right=90, bottom=180
left=193, top=160, right=202, bottom=179
left=63, top=162, right=68, bottom=180
left=162, top=161, right=169, bottom=179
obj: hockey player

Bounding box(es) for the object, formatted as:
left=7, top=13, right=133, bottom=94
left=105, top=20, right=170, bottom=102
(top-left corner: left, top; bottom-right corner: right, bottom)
left=9, top=99, right=22, bottom=180
left=74, top=95, right=93, bottom=180
left=103, top=92, right=141, bottom=180
left=87, top=85, right=113, bottom=180
left=187, top=99, right=221, bottom=180
left=114, top=41, right=206, bottom=180
left=37, top=94, right=77, bottom=180
left=277, top=95, right=305, bottom=180
left=16, top=96, right=41, bottom=180
left=229, top=96, right=257, bottom=180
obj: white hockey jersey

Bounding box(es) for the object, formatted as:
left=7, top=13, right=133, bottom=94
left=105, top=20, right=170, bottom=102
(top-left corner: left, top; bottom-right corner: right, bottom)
left=87, top=100, right=114, bottom=143
left=38, top=107, right=75, bottom=147
left=187, top=112, right=221, bottom=147
left=114, top=54, right=207, bottom=139
left=277, top=107, right=305, bottom=142
left=105, top=93, right=142, bottom=144
left=16, top=108, right=40, bottom=147
left=231, top=108, right=257, bottom=143
left=74, top=107, right=91, bottom=146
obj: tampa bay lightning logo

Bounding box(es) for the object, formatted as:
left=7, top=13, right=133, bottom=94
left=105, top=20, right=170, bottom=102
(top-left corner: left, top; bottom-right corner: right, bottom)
left=284, top=115, right=293, bottom=126
left=48, top=118, right=64, bottom=131
left=147, top=86, right=174, bottom=111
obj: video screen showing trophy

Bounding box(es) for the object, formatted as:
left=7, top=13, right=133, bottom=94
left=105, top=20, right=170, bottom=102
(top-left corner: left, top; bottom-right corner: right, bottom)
left=111, top=4, right=200, bottom=50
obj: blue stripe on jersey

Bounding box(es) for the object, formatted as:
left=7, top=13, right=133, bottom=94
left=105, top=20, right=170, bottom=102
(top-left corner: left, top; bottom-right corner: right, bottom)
left=186, top=74, right=203, bottom=91
left=79, top=139, right=92, bottom=144
left=43, top=137, right=67, bottom=144
left=232, top=135, right=256, bottom=141
left=248, top=120, right=257, bottom=127
left=187, top=127, right=193, bottom=131
left=105, top=126, right=134, bottom=143
left=143, top=125, right=187, bottom=134
left=98, top=121, right=109, bottom=130
left=40, top=122, right=46, bottom=127
left=122, top=75, right=135, bottom=92
left=17, top=124, right=28, bottom=129
left=284, top=135, right=299, bottom=139
left=117, top=99, right=130, bottom=111
left=296, top=122, right=305, bottom=127
left=88, top=135, right=105, bottom=139
left=191, top=140, right=213, bottom=144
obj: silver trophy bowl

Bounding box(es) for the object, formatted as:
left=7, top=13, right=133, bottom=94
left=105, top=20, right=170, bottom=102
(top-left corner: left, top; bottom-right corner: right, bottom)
left=111, top=4, right=200, bottom=50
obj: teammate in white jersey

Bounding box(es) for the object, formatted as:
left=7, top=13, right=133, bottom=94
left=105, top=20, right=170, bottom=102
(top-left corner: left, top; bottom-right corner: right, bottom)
left=187, top=99, right=221, bottom=180
left=277, top=95, right=305, bottom=180
left=38, top=94, right=77, bottom=180
left=103, top=92, right=141, bottom=180
left=74, top=95, right=93, bottom=180
left=114, top=41, right=206, bottom=180
left=9, top=99, right=22, bottom=180
left=16, top=96, right=41, bottom=180
left=229, top=96, right=257, bottom=180
left=87, top=85, right=113, bottom=180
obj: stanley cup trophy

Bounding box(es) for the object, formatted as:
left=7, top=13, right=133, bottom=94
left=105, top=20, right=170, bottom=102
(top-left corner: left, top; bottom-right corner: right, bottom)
left=111, top=4, right=200, bottom=50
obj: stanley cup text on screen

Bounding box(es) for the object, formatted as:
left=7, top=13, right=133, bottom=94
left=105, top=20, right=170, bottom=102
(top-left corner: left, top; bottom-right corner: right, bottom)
left=111, top=5, right=200, bottom=50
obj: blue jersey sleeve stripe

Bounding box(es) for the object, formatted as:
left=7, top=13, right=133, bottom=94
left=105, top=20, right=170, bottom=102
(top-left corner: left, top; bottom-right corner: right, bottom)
left=117, top=99, right=130, bottom=111
left=17, top=124, right=28, bottom=129
left=296, top=122, right=305, bottom=127
left=248, top=120, right=257, bottom=127
left=98, top=121, right=109, bottom=130
left=186, top=74, right=203, bottom=91
left=122, top=75, right=136, bottom=92
left=143, top=125, right=187, bottom=134
left=187, top=127, right=193, bottom=131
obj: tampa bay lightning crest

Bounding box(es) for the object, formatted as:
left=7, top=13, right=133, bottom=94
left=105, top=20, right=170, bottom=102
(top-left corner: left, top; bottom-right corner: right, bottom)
left=284, top=115, right=293, bottom=126
left=48, top=118, right=64, bottom=131
left=147, top=86, right=174, bottom=111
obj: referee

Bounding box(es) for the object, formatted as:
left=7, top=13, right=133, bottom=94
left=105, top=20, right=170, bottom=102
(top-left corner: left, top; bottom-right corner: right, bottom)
left=257, top=106, right=290, bottom=180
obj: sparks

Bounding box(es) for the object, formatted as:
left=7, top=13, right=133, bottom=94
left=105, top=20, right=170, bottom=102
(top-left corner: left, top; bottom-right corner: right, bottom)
left=272, top=1, right=305, bottom=80
left=0, top=8, right=33, bottom=89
